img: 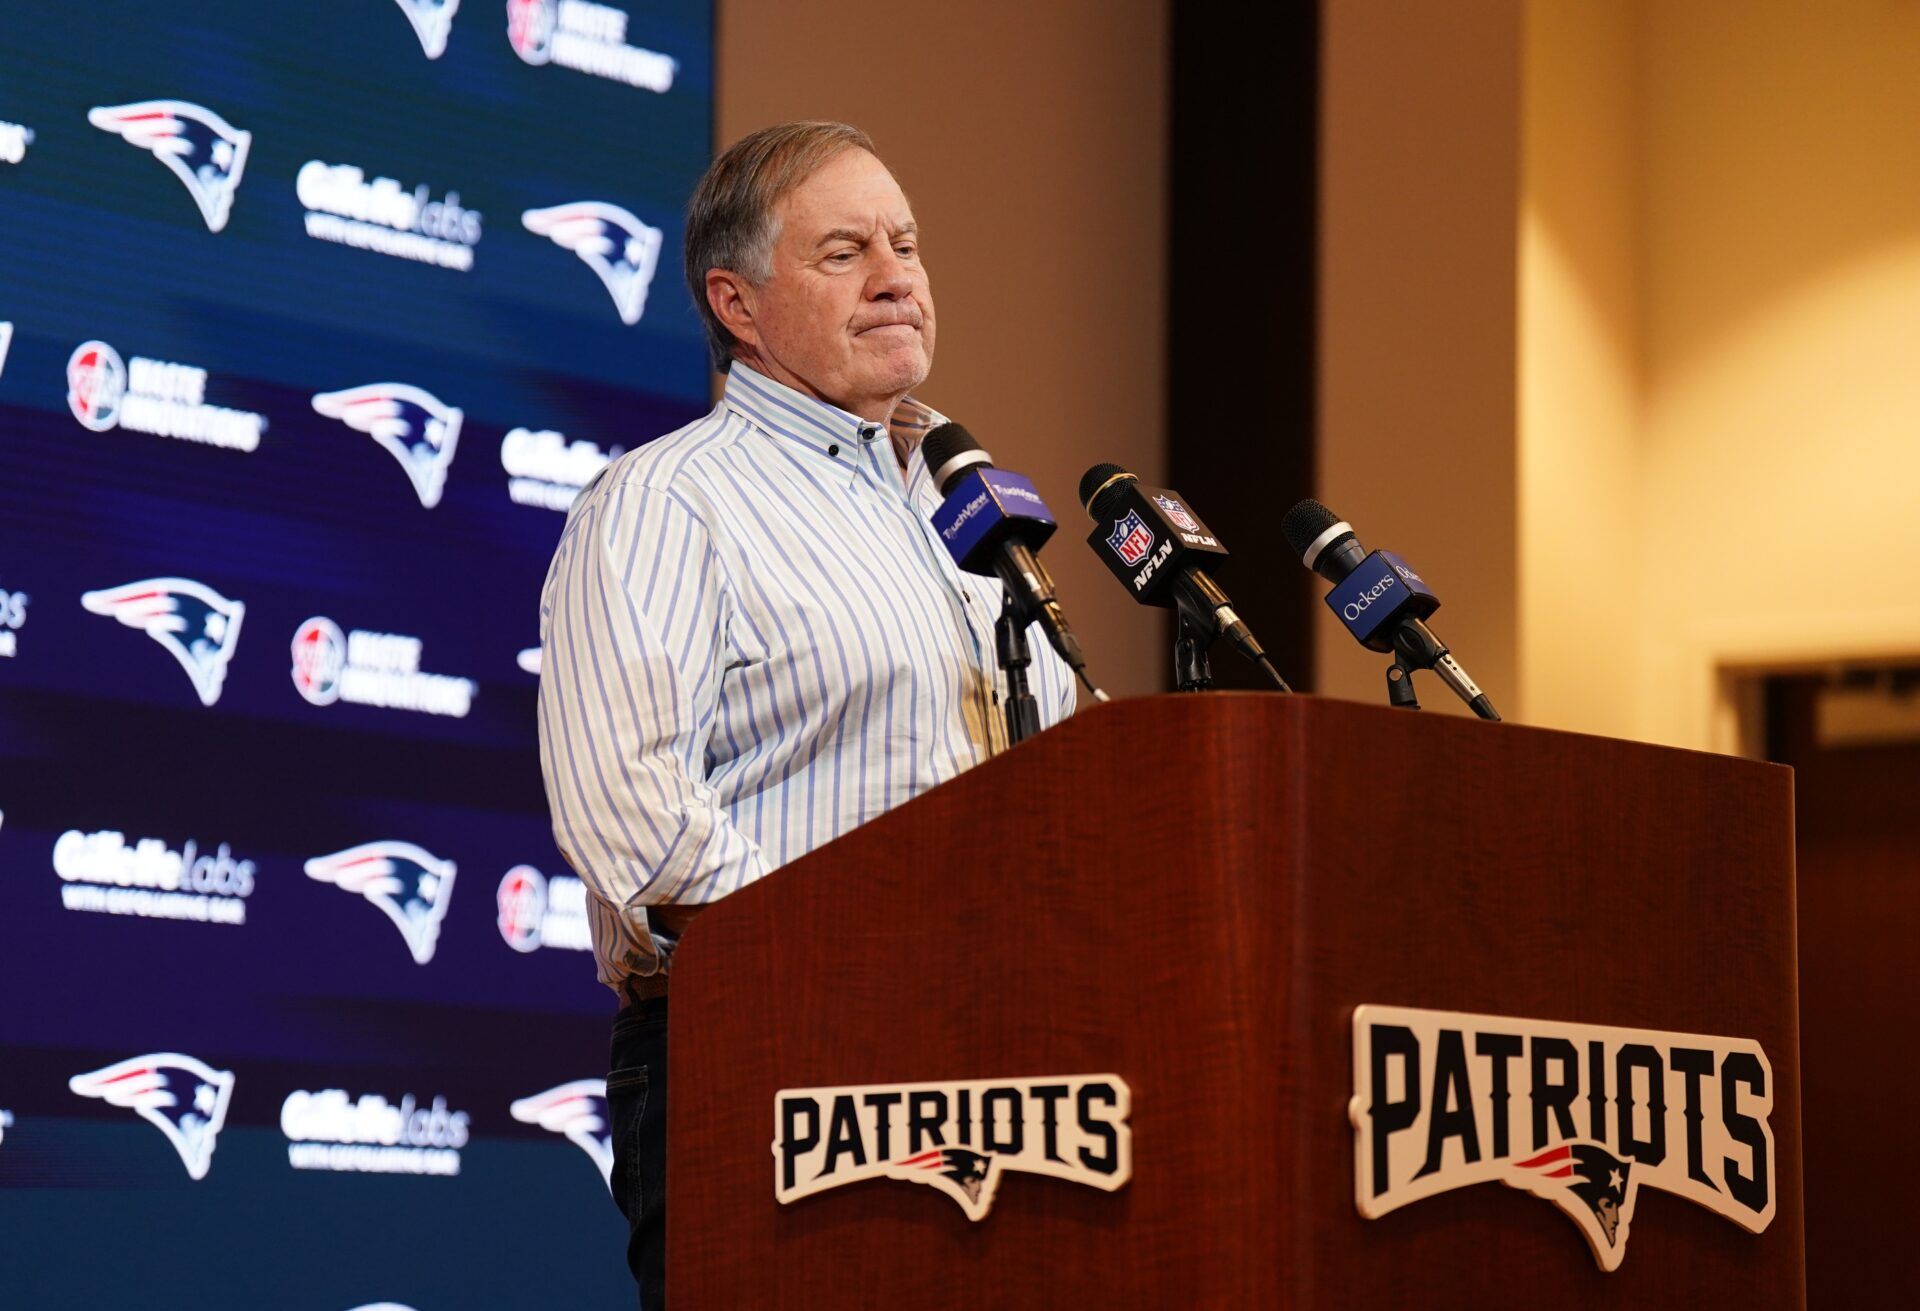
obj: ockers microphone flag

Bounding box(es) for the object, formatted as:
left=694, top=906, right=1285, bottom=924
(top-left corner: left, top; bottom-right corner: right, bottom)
left=1077, top=464, right=1290, bottom=691
left=1279, top=498, right=1500, bottom=720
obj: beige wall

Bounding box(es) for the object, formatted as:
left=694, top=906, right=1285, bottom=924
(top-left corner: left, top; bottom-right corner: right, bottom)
left=1320, top=0, right=1522, bottom=716
left=1518, top=0, right=1642, bottom=739
left=1519, top=0, right=1920, bottom=751
left=717, top=0, right=1170, bottom=699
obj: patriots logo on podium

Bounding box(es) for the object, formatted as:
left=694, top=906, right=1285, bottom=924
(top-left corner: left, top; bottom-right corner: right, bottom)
left=69, top=1052, right=235, bottom=1180
left=522, top=202, right=664, bottom=325
left=393, top=0, right=461, bottom=58
left=510, top=1079, right=614, bottom=1189
left=81, top=576, right=245, bottom=707
left=886, top=1146, right=1000, bottom=1214
left=305, top=840, right=457, bottom=965
left=311, top=383, right=463, bottom=509
left=1508, top=1140, right=1638, bottom=1257
left=1106, top=509, right=1155, bottom=567
left=87, top=99, right=250, bottom=233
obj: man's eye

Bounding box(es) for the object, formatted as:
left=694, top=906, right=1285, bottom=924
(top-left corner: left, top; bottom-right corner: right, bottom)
left=829, top=251, right=858, bottom=263
left=895, top=244, right=917, bottom=258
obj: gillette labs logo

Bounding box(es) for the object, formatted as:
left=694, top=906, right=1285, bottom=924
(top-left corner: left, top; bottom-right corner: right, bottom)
left=283, top=1087, right=470, bottom=1176
left=502, top=427, right=619, bottom=510
left=298, top=160, right=483, bottom=271
left=507, top=0, right=677, bottom=92
left=55, top=829, right=256, bottom=927
left=66, top=341, right=266, bottom=452
left=0, top=584, right=27, bottom=659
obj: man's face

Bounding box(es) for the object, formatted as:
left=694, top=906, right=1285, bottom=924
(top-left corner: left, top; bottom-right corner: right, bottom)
left=738, top=149, right=935, bottom=418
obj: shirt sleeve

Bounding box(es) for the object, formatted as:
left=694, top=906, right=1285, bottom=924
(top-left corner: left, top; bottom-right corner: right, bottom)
left=537, top=477, right=771, bottom=978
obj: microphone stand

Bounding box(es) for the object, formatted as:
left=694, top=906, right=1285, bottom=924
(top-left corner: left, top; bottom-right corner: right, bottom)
left=1174, top=615, right=1214, bottom=692
left=995, top=591, right=1043, bottom=746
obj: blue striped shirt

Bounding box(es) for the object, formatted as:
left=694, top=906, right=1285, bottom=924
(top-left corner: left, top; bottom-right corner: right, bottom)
left=537, top=364, right=1076, bottom=992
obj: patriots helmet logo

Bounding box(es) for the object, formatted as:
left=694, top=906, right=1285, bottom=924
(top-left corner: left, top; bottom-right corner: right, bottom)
left=81, top=577, right=245, bottom=707
left=1508, top=1139, right=1640, bottom=1259
left=311, top=383, right=463, bottom=509
left=522, top=202, right=664, bottom=325
left=305, top=841, right=457, bottom=965
left=394, top=0, right=461, bottom=58
left=87, top=99, right=251, bottom=233
left=884, top=1146, right=1002, bottom=1217
left=1106, top=509, right=1155, bottom=567
left=69, top=1052, right=235, bottom=1180
left=510, top=1079, right=614, bottom=1189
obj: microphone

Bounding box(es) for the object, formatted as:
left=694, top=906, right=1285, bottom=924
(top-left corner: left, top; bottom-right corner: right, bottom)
left=1279, top=498, right=1500, bottom=721
left=922, top=423, right=1100, bottom=696
left=1077, top=463, right=1290, bottom=691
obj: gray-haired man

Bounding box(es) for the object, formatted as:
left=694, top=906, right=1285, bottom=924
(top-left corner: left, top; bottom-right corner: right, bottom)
left=538, top=122, right=1074, bottom=1304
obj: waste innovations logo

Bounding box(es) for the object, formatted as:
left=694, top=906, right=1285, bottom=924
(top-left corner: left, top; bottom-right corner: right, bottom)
left=54, top=828, right=257, bottom=927
left=502, top=426, right=620, bottom=510
left=0, top=582, right=26, bottom=659
left=506, top=0, right=677, bottom=92
left=775, top=1074, right=1133, bottom=1221
left=393, top=0, right=461, bottom=58
left=80, top=577, right=244, bottom=707
left=297, top=160, right=483, bottom=271
left=311, top=382, right=462, bottom=508
left=1351, top=1006, right=1777, bottom=1272
left=305, top=840, right=457, bottom=965
left=66, top=340, right=267, bottom=452
left=496, top=864, right=591, bottom=952
left=522, top=203, right=663, bottom=325
left=87, top=100, right=250, bottom=232
left=291, top=617, right=477, bottom=719
left=69, top=1053, right=235, bottom=1180
left=0, top=116, right=33, bottom=165
left=511, top=1080, right=613, bottom=1188
left=282, top=1087, right=471, bottom=1176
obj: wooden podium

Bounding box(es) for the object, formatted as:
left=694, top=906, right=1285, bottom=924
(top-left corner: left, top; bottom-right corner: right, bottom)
left=668, top=695, right=1803, bottom=1307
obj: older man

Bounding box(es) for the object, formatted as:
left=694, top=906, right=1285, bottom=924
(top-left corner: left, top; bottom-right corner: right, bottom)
left=537, top=121, right=1076, bottom=1305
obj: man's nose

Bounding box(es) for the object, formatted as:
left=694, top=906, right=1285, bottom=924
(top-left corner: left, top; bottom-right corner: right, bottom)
left=866, top=247, right=915, bottom=300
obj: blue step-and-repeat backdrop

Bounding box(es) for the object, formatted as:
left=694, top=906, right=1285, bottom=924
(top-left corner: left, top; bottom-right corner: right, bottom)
left=0, top=2, right=712, bottom=1305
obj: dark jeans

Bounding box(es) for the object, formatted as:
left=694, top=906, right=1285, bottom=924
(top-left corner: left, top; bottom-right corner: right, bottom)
left=609, top=996, right=668, bottom=1309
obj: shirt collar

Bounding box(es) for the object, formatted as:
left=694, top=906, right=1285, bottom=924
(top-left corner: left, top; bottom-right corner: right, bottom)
left=724, top=364, right=940, bottom=481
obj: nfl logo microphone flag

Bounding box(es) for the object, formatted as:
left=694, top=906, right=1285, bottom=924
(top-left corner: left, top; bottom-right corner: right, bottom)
left=0, top=3, right=712, bottom=1305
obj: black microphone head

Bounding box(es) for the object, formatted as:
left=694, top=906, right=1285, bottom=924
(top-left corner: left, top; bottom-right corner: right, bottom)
left=1280, top=499, right=1340, bottom=559
left=1078, top=463, right=1136, bottom=519
left=1281, top=498, right=1367, bottom=583
left=921, top=423, right=993, bottom=494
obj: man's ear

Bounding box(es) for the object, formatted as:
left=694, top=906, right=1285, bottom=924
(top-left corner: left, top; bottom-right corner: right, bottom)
left=706, top=269, right=759, bottom=353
